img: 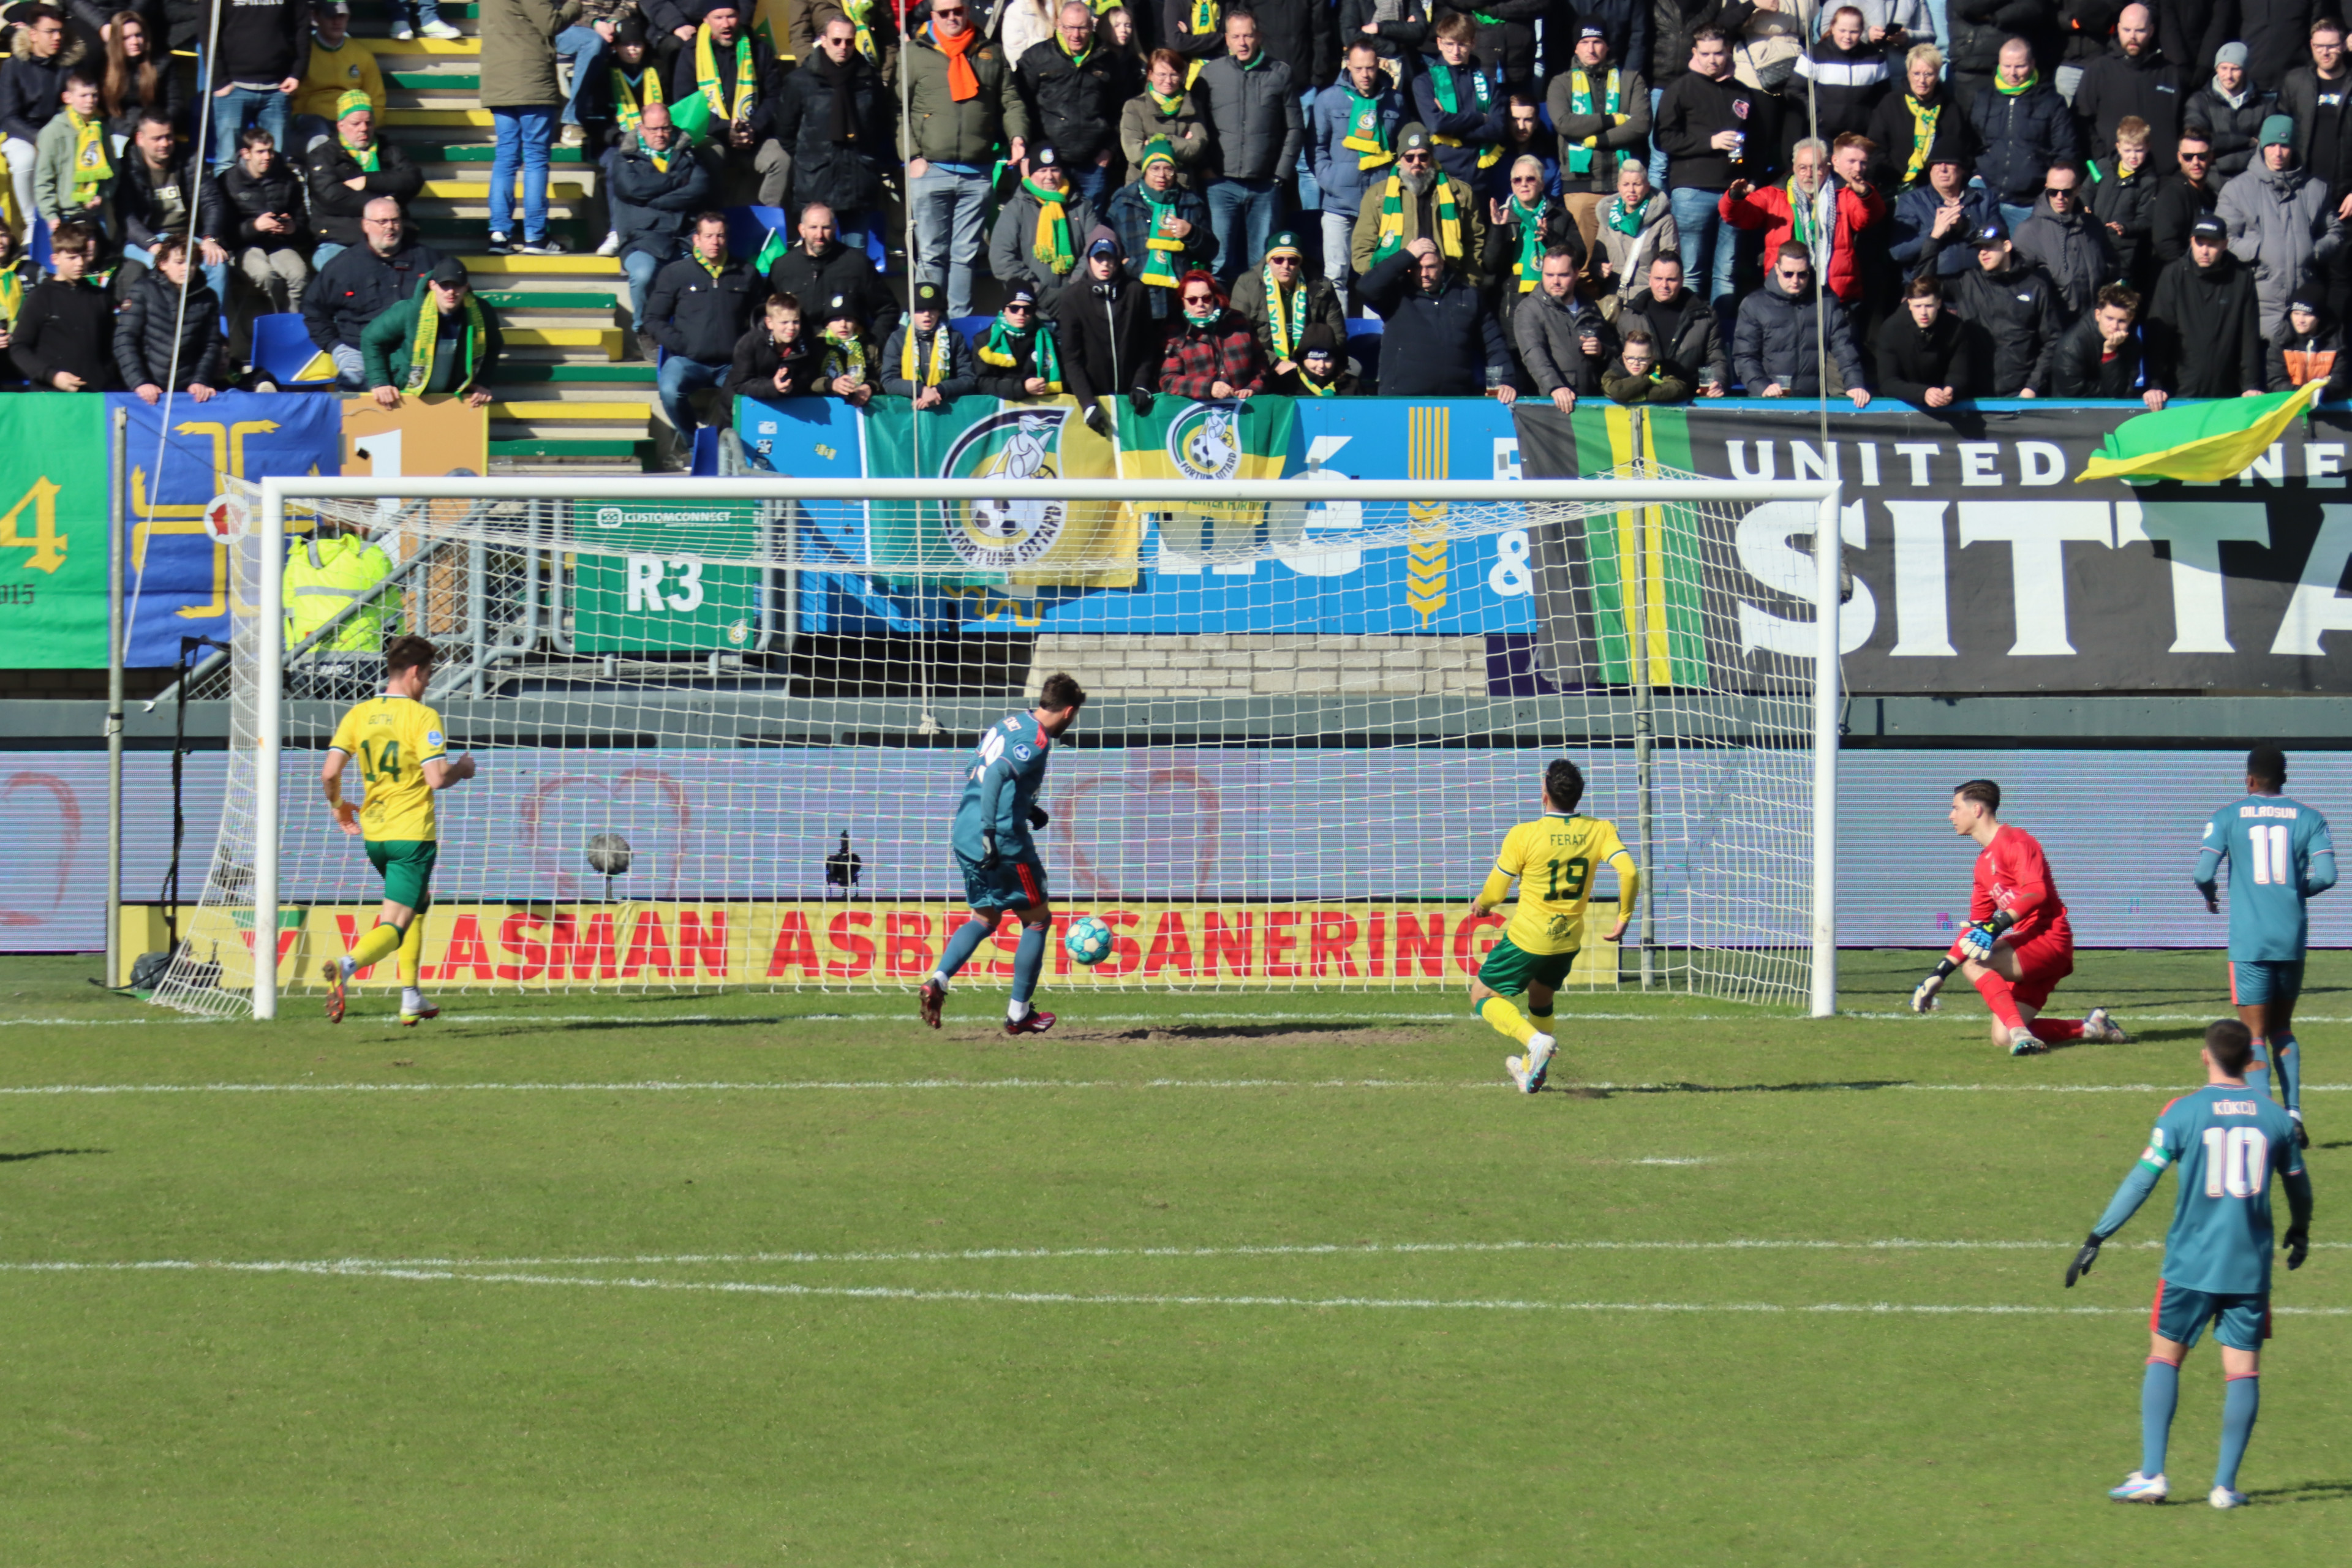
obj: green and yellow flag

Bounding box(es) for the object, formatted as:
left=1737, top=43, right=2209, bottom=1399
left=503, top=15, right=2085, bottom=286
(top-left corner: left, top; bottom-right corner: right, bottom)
left=1115, top=394, right=1292, bottom=569
left=2077, top=380, right=2325, bottom=484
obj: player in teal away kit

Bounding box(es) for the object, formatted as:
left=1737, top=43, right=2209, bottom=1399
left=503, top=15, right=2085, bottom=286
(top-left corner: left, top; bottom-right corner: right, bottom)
left=2067, top=1019, right=2312, bottom=1509
left=2195, top=745, right=2337, bottom=1147
left=918, top=672, right=1086, bottom=1036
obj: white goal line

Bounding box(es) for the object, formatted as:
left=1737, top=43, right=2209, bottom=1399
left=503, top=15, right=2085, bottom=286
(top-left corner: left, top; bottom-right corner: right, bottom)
left=2, top=1078, right=2346, bottom=1096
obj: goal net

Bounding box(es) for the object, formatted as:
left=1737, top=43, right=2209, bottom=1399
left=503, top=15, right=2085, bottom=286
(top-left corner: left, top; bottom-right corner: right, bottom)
left=147, top=462, right=1839, bottom=1019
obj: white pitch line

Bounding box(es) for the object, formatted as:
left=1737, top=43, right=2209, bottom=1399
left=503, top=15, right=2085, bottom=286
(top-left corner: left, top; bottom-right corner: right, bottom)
left=0, top=1077, right=2345, bottom=1096
left=25, top=1259, right=2350, bottom=1319
left=7, top=1237, right=2342, bottom=1276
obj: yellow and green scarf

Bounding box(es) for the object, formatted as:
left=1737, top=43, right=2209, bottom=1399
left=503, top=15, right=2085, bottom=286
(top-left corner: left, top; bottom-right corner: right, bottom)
left=694, top=249, right=725, bottom=280
left=1147, top=84, right=1185, bottom=115
left=977, top=312, right=1061, bottom=390
left=1427, top=62, right=1499, bottom=170
left=1186, top=0, right=1219, bottom=39
left=840, top=0, right=880, bottom=64
left=67, top=108, right=111, bottom=208
left=1262, top=269, right=1306, bottom=360
left=1563, top=67, right=1619, bottom=177
left=1994, top=69, right=2039, bottom=97
left=404, top=288, right=487, bottom=394
left=695, top=23, right=758, bottom=121
left=1373, top=172, right=1461, bottom=262
left=0, top=265, right=21, bottom=329
left=1340, top=85, right=1392, bottom=169
left=1025, top=176, right=1074, bottom=273
left=1901, top=96, right=1939, bottom=187
left=821, top=324, right=867, bottom=386
left=1140, top=199, right=1186, bottom=287
left=900, top=323, right=953, bottom=385
left=612, top=64, right=664, bottom=137
left=1506, top=194, right=1546, bottom=292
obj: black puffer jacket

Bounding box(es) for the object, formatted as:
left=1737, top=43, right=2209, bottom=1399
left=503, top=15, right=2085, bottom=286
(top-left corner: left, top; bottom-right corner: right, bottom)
left=1619, top=285, right=1728, bottom=388
left=646, top=254, right=767, bottom=364
left=756, top=50, right=892, bottom=214
left=1942, top=255, right=2065, bottom=394
left=1361, top=247, right=1513, bottom=394
left=2086, top=156, right=2157, bottom=284
left=2072, top=40, right=2187, bottom=172
left=1732, top=271, right=1866, bottom=394
left=1871, top=306, right=1975, bottom=404
left=113, top=268, right=229, bottom=390
left=214, top=154, right=312, bottom=248
left=1970, top=78, right=2078, bottom=204
left=2146, top=247, right=2260, bottom=396
left=305, top=139, right=424, bottom=249
left=605, top=141, right=717, bottom=259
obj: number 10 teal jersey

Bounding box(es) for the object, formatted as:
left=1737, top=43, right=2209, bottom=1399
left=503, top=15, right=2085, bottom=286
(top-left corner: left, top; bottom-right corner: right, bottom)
left=2195, top=795, right=2337, bottom=962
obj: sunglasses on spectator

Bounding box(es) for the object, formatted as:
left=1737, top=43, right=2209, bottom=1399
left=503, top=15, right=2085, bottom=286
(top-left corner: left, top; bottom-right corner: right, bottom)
left=2178, top=150, right=2210, bottom=160
left=2045, top=184, right=2076, bottom=197
left=1777, top=266, right=1812, bottom=279
left=1268, top=254, right=1299, bottom=265
left=1003, top=302, right=1032, bottom=314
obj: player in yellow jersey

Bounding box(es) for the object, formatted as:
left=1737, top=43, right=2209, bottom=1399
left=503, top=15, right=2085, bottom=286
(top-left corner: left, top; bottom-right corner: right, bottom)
left=1469, top=759, right=1639, bottom=1094
left=317, top=636, right=478, bottom=1025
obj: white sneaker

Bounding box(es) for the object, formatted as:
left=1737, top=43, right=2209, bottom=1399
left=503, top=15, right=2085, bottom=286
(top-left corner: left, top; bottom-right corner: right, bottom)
left=1521, top=1032, right=1556, bottom=1093
left=390, top=21, right=415, bottom=39
left=596, top=230, right=622, bottom=256
left=2008, top=1025, right=2046, bottom=1056
left=420, top=18, right=464, bottom=40
left=2107, top=1471, right=2166, bottom=1502
left=2209, top=1485, right=2247, bottom=1509
left=2084, top=1006, right=2130, bottom=1043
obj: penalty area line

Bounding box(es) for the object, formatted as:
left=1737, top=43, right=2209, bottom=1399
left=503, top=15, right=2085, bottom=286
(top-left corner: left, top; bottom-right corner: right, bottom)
left=1, top=1078, right=2346, bottom=1096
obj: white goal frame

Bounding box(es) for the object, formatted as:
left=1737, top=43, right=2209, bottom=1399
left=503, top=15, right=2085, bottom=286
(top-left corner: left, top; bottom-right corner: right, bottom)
left=247, top=474, right=1845, bottom=1021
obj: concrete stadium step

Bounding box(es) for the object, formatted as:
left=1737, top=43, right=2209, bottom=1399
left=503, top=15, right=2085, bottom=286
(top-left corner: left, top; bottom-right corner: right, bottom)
left=460, top=253, right=625, bottom=277
left=489, top=363, right=656, bottom=386
left=356, top=37, right=480, bottom=61
left=499, top=326, right=625, bottom=358
left=392, top=139, right=592, bottom=164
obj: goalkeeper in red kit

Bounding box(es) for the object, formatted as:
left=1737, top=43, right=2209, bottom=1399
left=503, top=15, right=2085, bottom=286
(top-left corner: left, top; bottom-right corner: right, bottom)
left=1909, top=779, right=2130, bottom=1054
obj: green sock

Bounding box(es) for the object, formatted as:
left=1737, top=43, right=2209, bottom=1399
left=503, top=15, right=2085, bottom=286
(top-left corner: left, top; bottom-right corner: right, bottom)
left=1479, top=996, right=1538, bottom=1047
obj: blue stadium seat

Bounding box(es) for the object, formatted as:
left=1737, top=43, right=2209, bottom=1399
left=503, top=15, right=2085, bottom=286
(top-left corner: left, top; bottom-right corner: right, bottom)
left=1344, top=318, right=1384, bottom=386
left=250, top=312, right=339, bottom=387
left=691, top=424, right=720, bottom=475
left=725, top=204, right=790, bottom=265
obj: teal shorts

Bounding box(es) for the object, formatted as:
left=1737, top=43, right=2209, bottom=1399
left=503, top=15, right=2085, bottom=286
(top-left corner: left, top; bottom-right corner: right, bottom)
left=956, top=848, right=1047, bottom=913
left=364, top=839, right=438, bottom=911
left=1476, top=936, right=1577, bottom=997
left=2230, top=959, right=2304, bottom=1008
left=2152, top=1281, right=2271, bottom=1352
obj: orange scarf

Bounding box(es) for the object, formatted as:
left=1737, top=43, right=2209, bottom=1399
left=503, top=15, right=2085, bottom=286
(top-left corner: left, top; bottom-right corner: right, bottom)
left=936, top=23, right=979, bottom=102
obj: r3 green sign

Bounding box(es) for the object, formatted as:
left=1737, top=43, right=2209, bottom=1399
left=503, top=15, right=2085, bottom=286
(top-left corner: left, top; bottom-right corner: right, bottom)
left=572, top=500, right=764, bottom=653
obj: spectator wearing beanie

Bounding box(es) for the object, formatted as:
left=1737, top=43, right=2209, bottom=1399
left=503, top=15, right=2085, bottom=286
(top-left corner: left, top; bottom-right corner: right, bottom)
left=2012, top=159, right=2124, bottom=317
left=2218, top=111, right=2348, bottom=333
left=1235, top=229, right=1348, bottom=384
left=308, top=92, right=423, bottom=263
left=990, top=143, right=1100, bottom=308
left=973, top=284, right=1066, bottom=398
left=1548, top=23, right=1649, bottom=252
left=2266, top=292, right=2352, bottom=396
left=1890, top=149, right=1997, bottom=277
left=2074, top=4, right=2187, bottom=172
left=1107, top=137, right=1216, bottom=320
left=1277, top=323, right=1359, bottom=395
left=2185, top=41, right=2274, bottom=180
left=2052, top=281, right=2167, bottom=403
left=1351, top=121, right=1488, bottom=281
left=1871, top=274, right=1975, bottom=408
left=2146, top=209, right=2265, bottom=397
left=878, top=281, right=978, bottom=405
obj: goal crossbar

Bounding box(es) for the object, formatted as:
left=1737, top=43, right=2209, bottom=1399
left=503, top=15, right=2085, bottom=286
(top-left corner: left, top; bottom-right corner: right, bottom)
left=242, top=475, right=1845, bottom=1022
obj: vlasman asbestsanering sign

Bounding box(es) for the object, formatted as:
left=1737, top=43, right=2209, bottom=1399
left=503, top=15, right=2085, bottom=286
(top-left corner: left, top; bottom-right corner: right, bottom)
left=1515, top=403, right=2352, bottom=694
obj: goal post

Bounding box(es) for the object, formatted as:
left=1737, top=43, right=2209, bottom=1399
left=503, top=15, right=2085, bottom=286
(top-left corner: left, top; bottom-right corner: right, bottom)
left=172, top=470, right=1842, bottom=1022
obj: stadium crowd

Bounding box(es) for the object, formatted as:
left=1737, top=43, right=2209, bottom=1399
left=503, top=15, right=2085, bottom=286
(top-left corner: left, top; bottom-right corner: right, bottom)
left=9, top=1, right=2352, bottom=457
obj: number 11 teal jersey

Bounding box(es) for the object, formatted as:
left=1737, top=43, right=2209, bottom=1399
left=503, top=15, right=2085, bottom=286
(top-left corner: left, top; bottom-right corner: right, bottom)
left=2195, top=795, right=2337, bottom=962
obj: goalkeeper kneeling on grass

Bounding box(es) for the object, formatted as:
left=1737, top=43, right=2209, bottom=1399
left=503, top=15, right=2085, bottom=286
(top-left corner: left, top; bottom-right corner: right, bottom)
left=1469, top=760, right=1638, bottom=1095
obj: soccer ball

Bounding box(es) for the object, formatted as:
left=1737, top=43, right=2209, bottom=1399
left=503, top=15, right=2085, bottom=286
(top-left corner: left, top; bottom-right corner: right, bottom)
left=1064, top=916, right=1115, bottom=967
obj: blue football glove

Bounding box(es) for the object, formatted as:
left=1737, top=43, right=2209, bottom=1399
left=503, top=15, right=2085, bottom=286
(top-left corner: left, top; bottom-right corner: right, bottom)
left=1959, top=910, right=2015, bottom=962
left=979, top=831, right=1000, bottom=871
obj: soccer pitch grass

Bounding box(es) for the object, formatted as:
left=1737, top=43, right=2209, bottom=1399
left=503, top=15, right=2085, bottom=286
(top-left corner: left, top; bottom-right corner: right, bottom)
left=3, top=951, right=2350, bottom=1564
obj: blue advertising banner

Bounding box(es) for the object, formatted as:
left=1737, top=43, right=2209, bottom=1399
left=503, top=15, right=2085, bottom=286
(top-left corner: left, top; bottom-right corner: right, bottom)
left=736, top=394, right=1556, bottom=638
left=117, top=391, right=344, bottom=666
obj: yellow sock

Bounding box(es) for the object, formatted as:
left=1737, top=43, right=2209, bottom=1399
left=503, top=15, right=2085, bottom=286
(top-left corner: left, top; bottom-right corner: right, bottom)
left=347, top=921, right=405, bottom=971
left=398, top=913, right=428, bottom=989
left=1479, top=996, right=1538, bottom=1047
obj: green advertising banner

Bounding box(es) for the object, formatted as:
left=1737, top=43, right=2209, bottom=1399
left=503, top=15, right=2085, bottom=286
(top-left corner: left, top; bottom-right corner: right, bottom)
left=571, top=497, right=766, bottom=653
left=0, top=398, right=110, bottom=668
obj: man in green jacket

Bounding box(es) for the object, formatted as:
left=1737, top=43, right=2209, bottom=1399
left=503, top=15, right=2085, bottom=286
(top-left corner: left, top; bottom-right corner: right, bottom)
left=480, top=0, right=582, bottom=253
left=900, top=0, right=1030, bottom=317
left=362, top=258, right=502, bottom=406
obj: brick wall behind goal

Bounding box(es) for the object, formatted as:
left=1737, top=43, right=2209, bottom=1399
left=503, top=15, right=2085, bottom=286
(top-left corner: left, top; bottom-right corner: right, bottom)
left=1023, top=635, right=1488, bottom=699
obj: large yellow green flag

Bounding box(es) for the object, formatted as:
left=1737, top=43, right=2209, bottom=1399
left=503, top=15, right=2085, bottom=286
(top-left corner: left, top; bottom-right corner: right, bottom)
left=1115, top=395, right=1294, bottom=568
left=2077, top=380, right=2324, bottom=484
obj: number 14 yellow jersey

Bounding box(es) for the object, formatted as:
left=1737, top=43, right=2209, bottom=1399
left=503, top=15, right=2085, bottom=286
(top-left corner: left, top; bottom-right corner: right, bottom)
left=327, top=695, right=450, bottom=842
left=1479, top=813, right=1639, bottom=955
